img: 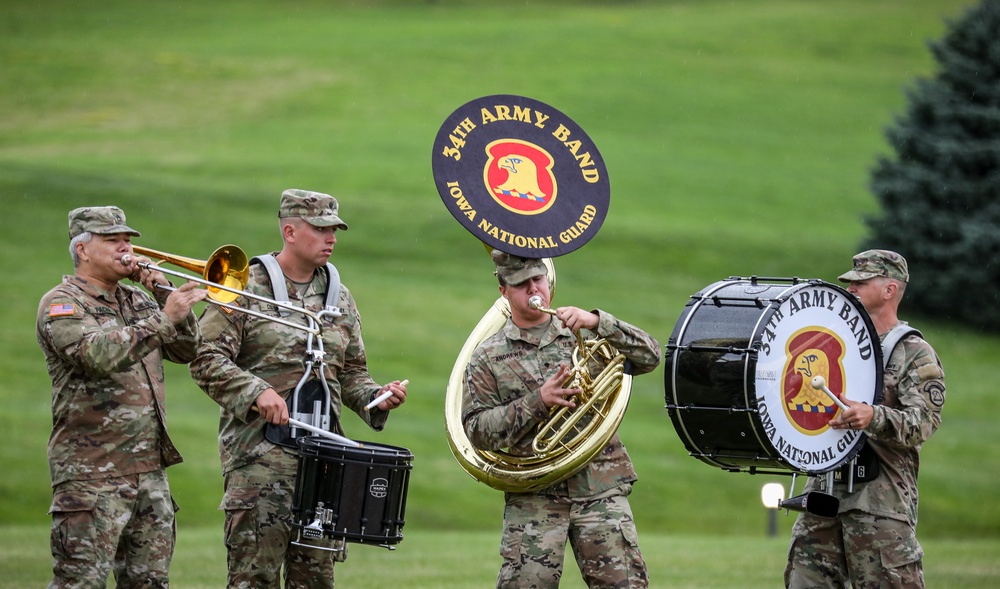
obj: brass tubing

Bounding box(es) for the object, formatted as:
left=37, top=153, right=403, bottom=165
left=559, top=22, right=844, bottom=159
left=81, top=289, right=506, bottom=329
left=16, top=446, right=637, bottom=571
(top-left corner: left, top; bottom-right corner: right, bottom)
left=123, top=245, right=325, bottom=337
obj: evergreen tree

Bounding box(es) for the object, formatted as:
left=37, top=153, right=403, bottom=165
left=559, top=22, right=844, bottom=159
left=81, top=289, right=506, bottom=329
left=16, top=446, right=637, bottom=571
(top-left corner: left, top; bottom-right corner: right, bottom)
left=865, top=0, right=1000, bottom=331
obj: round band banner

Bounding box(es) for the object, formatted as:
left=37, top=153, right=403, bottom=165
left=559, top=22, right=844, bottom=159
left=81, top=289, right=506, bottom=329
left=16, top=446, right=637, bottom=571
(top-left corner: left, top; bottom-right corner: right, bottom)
left=431, top=95, right=610, bottom=258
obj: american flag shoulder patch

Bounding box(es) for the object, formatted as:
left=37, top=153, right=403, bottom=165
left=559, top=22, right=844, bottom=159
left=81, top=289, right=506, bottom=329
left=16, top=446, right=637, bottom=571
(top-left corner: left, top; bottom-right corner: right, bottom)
left=49, top=303, right=76, bottom=317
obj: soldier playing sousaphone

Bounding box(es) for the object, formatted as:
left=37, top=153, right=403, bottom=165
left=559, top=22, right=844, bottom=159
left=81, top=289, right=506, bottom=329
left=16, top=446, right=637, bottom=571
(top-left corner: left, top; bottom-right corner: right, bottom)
left=463, top=250, right=661, bottom=588
left=434, top=95, right=660, bottom=588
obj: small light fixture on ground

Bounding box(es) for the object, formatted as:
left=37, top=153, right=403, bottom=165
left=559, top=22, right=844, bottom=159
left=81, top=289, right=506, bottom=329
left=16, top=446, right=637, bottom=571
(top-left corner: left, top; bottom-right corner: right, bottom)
left=761, top=482, right=785, bottom=537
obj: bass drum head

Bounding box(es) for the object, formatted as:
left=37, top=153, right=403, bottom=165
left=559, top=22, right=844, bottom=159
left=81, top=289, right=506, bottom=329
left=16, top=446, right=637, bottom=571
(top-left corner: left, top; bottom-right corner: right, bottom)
left=665, top=278, right=883, bottom=475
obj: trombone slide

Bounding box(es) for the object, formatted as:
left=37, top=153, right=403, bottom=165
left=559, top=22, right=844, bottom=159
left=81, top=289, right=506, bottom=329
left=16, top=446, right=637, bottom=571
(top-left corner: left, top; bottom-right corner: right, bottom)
left=122, top=251, right=325, bottom=337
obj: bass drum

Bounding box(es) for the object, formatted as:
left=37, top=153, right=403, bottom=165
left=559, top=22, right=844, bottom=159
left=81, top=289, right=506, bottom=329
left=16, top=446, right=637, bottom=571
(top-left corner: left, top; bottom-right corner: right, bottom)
left=664, top=278, right=883, bottom=475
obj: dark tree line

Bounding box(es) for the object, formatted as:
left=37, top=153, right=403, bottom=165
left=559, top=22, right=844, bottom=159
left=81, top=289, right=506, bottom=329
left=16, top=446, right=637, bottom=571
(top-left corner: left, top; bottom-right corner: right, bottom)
left=865, top=0, right=1000, bottom=331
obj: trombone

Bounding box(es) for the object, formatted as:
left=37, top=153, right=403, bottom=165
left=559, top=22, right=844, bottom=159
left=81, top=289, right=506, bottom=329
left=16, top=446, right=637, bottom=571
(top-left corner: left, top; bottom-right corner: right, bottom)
left=122, top=244, right=329, bottom=337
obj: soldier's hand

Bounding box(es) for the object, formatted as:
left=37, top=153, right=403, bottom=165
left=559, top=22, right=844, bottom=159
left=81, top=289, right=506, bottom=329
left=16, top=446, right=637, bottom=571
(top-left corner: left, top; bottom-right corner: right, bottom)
left=162, top=281, right=208, bottom=325
left=540, top=364, right=580, bottom=409
left=830, top=398, right=874, bottom=431
left=255, top=389, right=289, bottom=425
left=555, top=306, right=599, bottom=334
left=375, top=379, right=408, bottom=411
left=136, top=260, right=170, bottom=294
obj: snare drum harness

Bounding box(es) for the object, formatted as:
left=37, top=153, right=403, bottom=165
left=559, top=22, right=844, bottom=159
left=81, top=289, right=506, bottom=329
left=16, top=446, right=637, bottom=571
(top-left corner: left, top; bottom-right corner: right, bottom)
left=252, top=254, right=343, bottom=447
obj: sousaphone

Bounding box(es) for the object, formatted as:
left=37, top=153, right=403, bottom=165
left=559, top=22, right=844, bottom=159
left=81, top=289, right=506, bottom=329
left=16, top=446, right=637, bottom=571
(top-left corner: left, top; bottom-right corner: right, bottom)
left=433, top=95, right=628, bottom=492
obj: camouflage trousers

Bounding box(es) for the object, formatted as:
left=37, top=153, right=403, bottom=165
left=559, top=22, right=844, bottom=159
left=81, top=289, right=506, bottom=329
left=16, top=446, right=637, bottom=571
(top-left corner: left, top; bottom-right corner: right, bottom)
left=497, top=484, right=647, bottom=589
left=784, top=509, right=924, bottom=588
left=221, top=446, right=346, bottom=589
left=48, top=469, right=177, bottom=589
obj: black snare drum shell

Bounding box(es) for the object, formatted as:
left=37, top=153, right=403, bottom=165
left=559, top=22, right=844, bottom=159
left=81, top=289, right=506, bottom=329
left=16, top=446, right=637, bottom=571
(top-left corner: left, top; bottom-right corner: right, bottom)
left=293, top=437, right=413, bottom=546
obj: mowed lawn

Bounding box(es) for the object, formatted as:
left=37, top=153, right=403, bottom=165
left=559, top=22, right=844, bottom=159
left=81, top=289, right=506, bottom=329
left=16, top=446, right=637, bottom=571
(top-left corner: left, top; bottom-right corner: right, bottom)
left=2, top=526, right=998, bottom=588
left=2, top=0, right=998, bottom=587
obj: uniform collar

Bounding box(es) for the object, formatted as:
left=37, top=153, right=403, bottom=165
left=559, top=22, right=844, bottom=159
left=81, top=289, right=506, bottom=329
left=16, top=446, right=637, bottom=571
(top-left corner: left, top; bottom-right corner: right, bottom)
left=65, top=274, right=117, bottom=303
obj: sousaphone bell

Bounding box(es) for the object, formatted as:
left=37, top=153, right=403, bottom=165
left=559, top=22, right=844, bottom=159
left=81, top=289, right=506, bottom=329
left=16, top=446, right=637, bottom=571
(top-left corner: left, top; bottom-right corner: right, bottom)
left=433, top=95, right=626, bottom=492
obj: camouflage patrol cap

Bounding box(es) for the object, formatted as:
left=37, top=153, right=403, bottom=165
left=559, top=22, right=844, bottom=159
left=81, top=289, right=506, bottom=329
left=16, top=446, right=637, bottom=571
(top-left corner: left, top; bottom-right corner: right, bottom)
left=68, top=206, right=141, bottom=240
left=838, top=249, right=909, bottom=283
left=492, top=249, right=547, bottom=286
left=278, top=189, right=349, bottom=230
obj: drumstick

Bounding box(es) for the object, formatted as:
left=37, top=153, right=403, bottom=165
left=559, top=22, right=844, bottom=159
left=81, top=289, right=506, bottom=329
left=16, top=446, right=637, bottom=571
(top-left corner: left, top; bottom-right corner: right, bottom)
left=251, top=407, right=361, bottom=448
left=365, top=379, right=409, bottom=412
left=809, top=376, right=850, bottom=412
left=287, top=417, right=362, bottom=447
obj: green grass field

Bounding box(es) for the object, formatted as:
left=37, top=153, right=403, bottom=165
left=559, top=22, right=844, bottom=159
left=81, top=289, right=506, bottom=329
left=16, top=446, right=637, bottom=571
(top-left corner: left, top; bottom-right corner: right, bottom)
left=2, top=0, right=998, bottom=586
left=1, top=526, right=998, bottom=588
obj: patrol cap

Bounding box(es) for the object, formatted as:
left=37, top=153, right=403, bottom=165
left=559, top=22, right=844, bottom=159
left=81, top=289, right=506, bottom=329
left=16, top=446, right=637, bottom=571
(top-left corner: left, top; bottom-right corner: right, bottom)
left=492, top=249, right=547, bottom=286
left=68, top=206, right=141, bottom=240
left=838, top=249, right=909, bottom=283
left=278, top=189, right=349, bottom=230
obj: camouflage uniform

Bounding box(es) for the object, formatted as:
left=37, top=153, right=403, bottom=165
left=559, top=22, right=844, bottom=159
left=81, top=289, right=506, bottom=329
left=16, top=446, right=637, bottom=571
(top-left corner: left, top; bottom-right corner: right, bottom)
left=37, top=206, right=201, bottom=588
left=785, top=251, right=946, bottom=589
left=189, top=190, right=388, bottom=589
left=464, top=253, right=661, bottom=589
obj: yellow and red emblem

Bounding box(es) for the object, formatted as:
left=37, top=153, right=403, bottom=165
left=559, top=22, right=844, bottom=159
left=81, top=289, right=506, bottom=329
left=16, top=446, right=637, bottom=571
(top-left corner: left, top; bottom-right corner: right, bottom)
left=432, top=95, right=610, bottom=258
left=782, top=327, right=847, bottom=434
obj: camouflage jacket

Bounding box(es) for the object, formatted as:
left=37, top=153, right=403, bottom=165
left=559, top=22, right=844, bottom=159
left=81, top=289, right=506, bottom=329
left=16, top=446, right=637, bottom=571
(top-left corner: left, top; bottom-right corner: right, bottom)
left=36, top=275, right=200, bottom=487
left=808, top=322, right=945, bottom=525
left=189, top=258, right=387, bottom=474
left=463, top=310, right=661, bottom=498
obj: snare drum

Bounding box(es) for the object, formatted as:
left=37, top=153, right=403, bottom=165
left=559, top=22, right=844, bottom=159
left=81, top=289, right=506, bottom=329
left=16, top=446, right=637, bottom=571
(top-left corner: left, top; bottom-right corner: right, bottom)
left=292, top=436, right=413, bottom=548
left=664, top=278, right=883, bottom=475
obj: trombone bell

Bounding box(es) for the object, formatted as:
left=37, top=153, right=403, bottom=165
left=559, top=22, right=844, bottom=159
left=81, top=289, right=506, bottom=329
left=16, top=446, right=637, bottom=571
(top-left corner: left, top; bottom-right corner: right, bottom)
left=132, top=245, right=249, bottom=304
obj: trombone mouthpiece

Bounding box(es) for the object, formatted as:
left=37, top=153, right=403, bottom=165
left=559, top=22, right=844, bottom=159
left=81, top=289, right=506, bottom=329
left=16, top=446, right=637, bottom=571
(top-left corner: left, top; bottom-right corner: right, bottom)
left=120, top=254, right=133, bottom=265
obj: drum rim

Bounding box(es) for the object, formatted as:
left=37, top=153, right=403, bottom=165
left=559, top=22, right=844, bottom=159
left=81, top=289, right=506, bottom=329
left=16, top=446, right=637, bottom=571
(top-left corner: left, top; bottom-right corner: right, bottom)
left=296, top=435, right=414, bottom=457
left=758, top=279, right=883, bottom=474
